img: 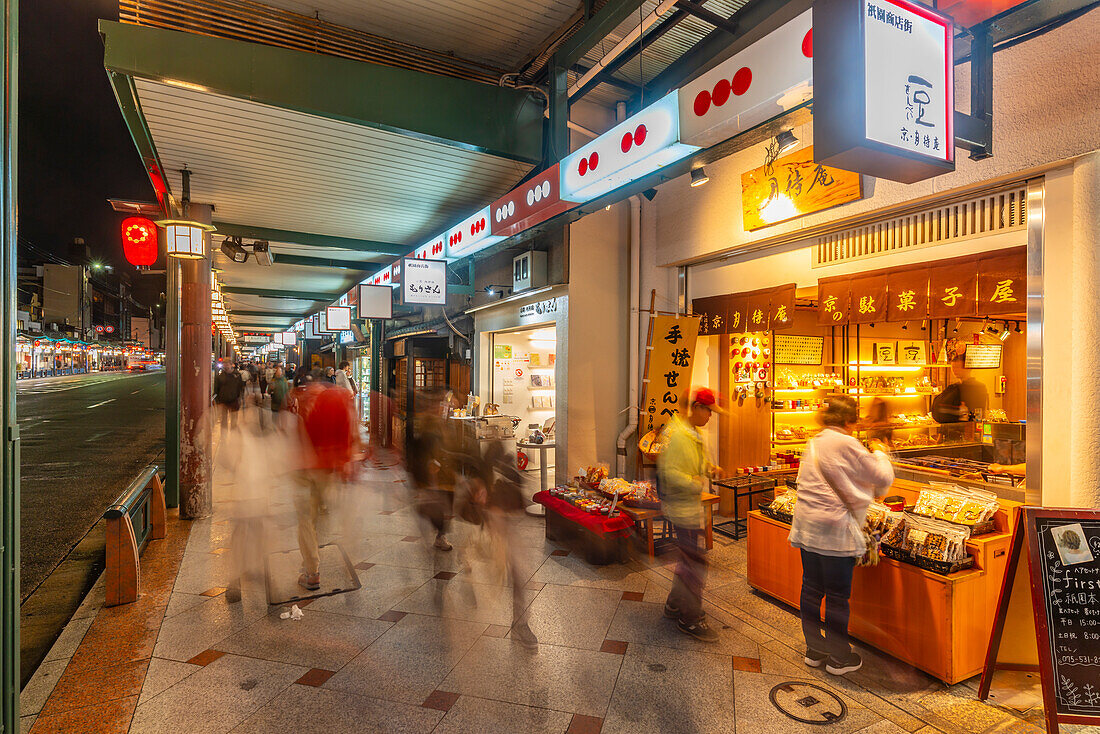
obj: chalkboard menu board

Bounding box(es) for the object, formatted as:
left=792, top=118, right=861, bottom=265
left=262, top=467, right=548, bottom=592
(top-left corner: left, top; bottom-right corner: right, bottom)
left=1031, top=514, right=1100, bottom=720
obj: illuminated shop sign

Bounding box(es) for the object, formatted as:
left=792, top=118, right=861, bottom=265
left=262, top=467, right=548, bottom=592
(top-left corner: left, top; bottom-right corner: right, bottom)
left=402, top=258, right=448, bottom=305
left=560, top=91, right=699, bottom=203
left=490, top=164, right=570, bottom=238
left=326, top=305, right=352, bottom=332
left=678, top=11, right=813, bottom=149
left=813, top=0, right=953, bottom=182
left=443, top=206, right=502, bottom=260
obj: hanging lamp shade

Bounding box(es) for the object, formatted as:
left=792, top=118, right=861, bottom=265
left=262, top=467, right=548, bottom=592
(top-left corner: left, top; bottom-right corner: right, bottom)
left=121, top=216, right=158, bottom=267
left=156, top=219, right=215, bottom=259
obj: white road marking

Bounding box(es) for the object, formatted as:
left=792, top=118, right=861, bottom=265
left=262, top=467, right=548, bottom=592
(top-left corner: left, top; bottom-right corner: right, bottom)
left=87, top=399, right=115, bottom=409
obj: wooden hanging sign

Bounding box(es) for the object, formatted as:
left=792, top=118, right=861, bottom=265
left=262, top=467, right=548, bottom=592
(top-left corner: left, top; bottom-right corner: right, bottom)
left=980, top=506, right=1100, bottom=733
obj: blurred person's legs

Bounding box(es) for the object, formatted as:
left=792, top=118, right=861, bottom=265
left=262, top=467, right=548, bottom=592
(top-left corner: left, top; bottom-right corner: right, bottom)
left=667, top=524, right=717, bottom=641
left=226, top=515, right=265, bottom=603
left=417, top=489, right=453, bottom=551
left=295, top=469, right=329, bottom=589
left=490, top=509, right=537, bottom=648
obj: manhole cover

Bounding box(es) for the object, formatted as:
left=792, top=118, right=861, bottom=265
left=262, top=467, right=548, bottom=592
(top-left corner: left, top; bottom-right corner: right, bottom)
left=769, top=681, right=847, bottom=725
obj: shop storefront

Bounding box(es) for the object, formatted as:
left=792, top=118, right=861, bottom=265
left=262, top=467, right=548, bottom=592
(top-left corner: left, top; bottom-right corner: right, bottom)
left=469, top=289, right=566, bottom=487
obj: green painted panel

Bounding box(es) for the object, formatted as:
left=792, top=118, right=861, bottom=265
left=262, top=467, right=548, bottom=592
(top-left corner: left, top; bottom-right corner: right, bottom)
left=212, top=222, right=405, bottom=256
left=100, top=20, right=544, bottom=163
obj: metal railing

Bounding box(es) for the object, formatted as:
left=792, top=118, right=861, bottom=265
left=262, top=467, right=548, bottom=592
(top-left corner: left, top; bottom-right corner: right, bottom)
left=102, top=464, right=166, bottom=606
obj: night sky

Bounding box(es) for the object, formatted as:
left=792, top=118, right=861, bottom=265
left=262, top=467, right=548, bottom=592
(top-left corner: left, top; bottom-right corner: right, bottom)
left=19, top=0, right=164, bottom=306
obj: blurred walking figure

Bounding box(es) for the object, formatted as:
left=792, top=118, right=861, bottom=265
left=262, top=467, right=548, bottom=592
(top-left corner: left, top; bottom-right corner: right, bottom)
left=293, top=379, right=358, bottom=590
left=406, top=388, right=455, bottom=552
left=324, top=366, right=337, bottom=384
left=462, top=440, right=538, bottom=648
left=268, top=366, right=290, bottom=430
left=657, top=387, right=724, bottom=643
left=213, top=361, right=243, bottom=435
left=335, top=360, right=357, bottom=396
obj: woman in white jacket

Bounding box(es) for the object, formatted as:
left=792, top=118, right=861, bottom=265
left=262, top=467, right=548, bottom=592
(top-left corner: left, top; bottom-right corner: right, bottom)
left=789, top=396, right=893, bottom=676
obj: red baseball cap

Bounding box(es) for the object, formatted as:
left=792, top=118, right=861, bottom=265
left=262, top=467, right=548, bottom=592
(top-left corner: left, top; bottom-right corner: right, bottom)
left=690, top=387, right=725, bottom=414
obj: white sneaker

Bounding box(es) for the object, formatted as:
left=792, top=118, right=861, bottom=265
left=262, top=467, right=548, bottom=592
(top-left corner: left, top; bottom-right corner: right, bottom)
left=434, top=534, right=453, bottom=551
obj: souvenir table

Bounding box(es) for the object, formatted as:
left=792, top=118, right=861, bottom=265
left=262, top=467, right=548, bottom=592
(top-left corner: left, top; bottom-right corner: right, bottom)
left=533, top=490, right=634, bottom=564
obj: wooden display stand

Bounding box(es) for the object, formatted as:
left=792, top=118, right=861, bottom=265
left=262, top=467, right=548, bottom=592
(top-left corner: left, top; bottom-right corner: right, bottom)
left=747, top=479, right=1020, bottom=684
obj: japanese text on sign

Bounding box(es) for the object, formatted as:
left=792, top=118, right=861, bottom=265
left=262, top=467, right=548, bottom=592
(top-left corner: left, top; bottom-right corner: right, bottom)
left=642, top=315, right=700, bottom=436
left=402, top=258, right=447, bottom=306
left=741, top=146, right=862, bottom=231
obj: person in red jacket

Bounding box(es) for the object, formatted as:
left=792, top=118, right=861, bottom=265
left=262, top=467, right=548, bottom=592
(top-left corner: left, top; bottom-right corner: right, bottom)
left=293, top=379, right=358, bottom=590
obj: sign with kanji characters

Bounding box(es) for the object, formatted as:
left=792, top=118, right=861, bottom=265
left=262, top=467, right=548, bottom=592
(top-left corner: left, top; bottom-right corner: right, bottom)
left=770, top=284, right=797, bottom=331
left=741, top=146, right=862, bottom=231
left=849, top=273, right=887, bottom=324
left=978, top=249, right=1026, bottom=315
left=641, top=315, right=701, bottom=436
left=929, top=261, right=977, bottom=318
left=693, top=295, right=727, bottom=337
left=887, top=266, right=930, bottom=321
left=813, top=0, right=955, bottom=183
left=745, top=290, right=772, bottom=332
left=818, top=277, right=851, bottom=325
left=402, top=258, right=447, bottom=305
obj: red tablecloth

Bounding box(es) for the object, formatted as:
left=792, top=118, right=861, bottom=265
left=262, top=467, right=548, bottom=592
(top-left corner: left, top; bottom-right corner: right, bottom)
left=533, top=491, right=635, bottom=537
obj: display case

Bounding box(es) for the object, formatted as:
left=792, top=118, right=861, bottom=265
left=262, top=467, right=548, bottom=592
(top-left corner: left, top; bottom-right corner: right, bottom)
left=747, top=478, right=1021, bottom=684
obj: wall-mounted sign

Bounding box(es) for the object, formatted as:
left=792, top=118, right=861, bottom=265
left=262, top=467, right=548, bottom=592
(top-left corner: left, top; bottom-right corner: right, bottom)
left=740, top=145, right=862, bottom=230
left=443, top=207, right=502, bottom=260
left=282, top=332, right=297, bottom=346
left=326, top=305, right=352, bottom=332
left=813, top=0, right=954, bottom=183
left=679, top=11, right=813, bottom=149
left=964, top=343, right=1002, bottom=369
left=518, top=297, right=560, bottom=324
left=560, top=91, right=699, bottom=203
left=358, top=283, right=393, bottom=319
left=402, top=258, right=447, bottom=305
left=491, top=164, right=570, bottom=239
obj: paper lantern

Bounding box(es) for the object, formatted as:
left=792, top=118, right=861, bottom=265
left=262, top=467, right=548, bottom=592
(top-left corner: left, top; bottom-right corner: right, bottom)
left=121, top=216, right=158, bottom=267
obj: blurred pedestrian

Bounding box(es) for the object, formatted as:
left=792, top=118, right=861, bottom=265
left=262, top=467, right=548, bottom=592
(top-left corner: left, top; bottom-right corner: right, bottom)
left=790, top=396, right=892, bottom=675
left=293, top=379, right=358, bottom=590
left=335, top=360, right=357, bottom=397
left=406, top=388, right=455, bottom=552
left=213, top=361, right=243, bottom=434
left=324, top=366, right=337, bottom=384
left=268, top=366, right=289, bottom=428
left=657, top=387, right=724, bottom=643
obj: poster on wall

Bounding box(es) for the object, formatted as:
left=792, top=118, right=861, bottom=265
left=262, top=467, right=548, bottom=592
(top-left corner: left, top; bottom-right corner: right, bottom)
left=641, top=315, right=702, bottom=437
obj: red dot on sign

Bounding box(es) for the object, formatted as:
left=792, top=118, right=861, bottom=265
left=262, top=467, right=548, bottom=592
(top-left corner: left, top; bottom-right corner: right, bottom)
left=732, top=67, right=752, bottom=96
left=693, top=90, right=711, bottom=117
left=588, top=152, right=599, bottom=170
left=621, top=132, right=633, bottom=153
left=579, top=157, right=588, bottom=176
left=712, top=78, right=731, bottom=107
left=634, top=124, right=647, bottom=146
left=802, top=29, right=813, bottom=58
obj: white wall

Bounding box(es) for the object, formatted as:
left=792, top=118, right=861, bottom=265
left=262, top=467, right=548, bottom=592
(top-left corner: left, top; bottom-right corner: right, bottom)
left=653, top=5, right=1100, bottom=266
left=565, top=205, right=630, bottom=474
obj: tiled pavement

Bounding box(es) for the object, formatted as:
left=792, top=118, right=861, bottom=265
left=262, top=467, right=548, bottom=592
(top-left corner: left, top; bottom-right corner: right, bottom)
left=20, top=435, right=1098, bottom=733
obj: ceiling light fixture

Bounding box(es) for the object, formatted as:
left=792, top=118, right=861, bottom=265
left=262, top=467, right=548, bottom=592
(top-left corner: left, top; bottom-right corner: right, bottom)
left=690, top=167, right=709, bottom=187
left=251, top=240, right=274, bottom=267
left=776, top=130, right=799, bottom=154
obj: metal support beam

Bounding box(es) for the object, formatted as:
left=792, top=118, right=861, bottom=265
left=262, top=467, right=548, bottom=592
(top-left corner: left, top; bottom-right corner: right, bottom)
left=165, top=258, right=180, bottom=509
left=268, top=254, right=379, bottom=271
left=675, top=0, right=740, bottom=34
left=100, top=20, right=544, bottom=163
left=212, top=222, right=407, bottom=257
left=571, top=63, right=642, bottom=96
left=180, top=253, right=212, bottom=519
left=548, top=55, right=570, bottom=164
left=106, top=71, right=171, bottom=212
left=225, top=310, right=304, bottom=318
left=221, top=286, right=341, bottom=301
left=954, top=25, right=993, bottom=160
left=555, top=0, right=647, bottom=68
left=1, top=1, right=17, bottom=729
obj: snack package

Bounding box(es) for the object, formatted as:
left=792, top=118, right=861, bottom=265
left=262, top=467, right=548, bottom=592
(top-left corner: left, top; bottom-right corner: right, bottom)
left=583, top=463, right=609, bottom=486
left=768, top=490, right=797, bottom=514
left=903, top=515, right=970, bottom=563
left=881, top=512, right=907, bottom=547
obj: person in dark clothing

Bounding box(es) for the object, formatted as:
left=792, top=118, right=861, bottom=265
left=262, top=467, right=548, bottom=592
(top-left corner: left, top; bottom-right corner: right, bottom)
left=213, top=362, right=244, bottom=433
left=931, top=355, right=988, bottom=424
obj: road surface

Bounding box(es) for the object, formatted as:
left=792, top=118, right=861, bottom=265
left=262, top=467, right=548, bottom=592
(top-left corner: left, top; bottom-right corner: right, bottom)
left=18, top=370, right=165, bottom=600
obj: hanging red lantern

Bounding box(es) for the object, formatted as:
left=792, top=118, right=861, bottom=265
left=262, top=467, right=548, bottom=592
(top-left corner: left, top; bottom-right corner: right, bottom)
left=121, top=216, right=158, bottom=267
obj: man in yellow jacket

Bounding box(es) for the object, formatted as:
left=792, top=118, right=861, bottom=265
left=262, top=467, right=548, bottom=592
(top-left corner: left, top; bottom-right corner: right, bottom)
left=657, top=387, right=723, bottom=643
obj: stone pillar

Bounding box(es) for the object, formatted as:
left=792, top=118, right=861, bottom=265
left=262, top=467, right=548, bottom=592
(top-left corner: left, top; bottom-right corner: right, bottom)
left=1070, top=152, right=1100, bottom=508
left=179, top=204, right=214, bottom=519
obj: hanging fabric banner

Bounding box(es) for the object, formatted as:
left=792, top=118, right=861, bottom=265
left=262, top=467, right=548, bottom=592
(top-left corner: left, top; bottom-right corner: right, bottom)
left=641, top=315, right=702, bottom=437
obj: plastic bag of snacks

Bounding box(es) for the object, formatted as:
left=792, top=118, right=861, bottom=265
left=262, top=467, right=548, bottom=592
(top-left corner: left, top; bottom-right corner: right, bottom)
left=914, top=484, right=998, bottom=526
left=582, top=464, right=609, bottom=486
left=769, top=490, right=797, bottom=514
left=880, top=512, right=908, bottom=547
left=902, top=515, right=970, bottom=563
